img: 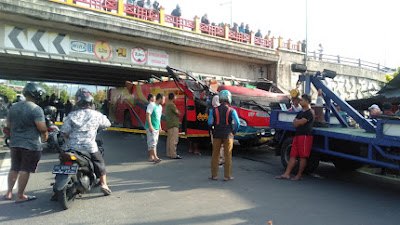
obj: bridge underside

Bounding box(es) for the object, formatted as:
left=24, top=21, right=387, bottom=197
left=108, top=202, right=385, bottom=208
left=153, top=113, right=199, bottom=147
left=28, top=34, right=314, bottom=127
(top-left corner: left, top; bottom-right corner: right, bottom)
left=0, top=53, right=166, bottom=87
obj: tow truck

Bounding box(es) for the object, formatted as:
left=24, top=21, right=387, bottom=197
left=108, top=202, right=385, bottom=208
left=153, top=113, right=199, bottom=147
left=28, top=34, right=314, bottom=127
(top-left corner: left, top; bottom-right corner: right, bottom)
left=271, top=64, right=400, bottom=173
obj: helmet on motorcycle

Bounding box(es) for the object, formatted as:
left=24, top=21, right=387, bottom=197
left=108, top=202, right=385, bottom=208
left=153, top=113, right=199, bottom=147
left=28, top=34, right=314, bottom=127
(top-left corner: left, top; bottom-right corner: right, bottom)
left=22, top=83, right=46, bottom=102
left=75, top=88, right=94, bottom=108
left=43, top=106, right=57, bottom=117
left=219, top=90, right=232, bottom=104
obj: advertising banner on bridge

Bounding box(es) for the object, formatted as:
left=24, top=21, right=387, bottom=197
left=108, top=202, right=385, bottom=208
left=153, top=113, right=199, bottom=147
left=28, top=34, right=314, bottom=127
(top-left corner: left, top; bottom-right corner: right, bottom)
left=147, top=48, right=169, bottom=67
left=70, top=40, right=94, bottom=54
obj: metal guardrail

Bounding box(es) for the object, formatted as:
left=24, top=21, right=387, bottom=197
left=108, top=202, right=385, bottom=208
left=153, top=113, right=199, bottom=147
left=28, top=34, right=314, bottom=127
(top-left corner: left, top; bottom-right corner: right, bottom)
left=307, top=51, right=395, bottom=73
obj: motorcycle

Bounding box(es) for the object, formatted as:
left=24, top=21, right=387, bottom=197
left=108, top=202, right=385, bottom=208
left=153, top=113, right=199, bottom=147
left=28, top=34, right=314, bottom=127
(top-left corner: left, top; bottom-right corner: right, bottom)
left=43, top=106, right=63, bottom=153
left=52, top=129, right=105, bottom=210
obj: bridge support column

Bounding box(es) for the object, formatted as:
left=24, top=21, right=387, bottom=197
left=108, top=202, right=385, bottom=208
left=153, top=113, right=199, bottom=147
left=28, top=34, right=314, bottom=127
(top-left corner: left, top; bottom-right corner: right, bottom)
left=118, top=0, right=124, bottom=16
left=194, top=16, right=200, bottom=33
left=287, top=39, right=292, bottom=50
left=250, top=31, right=255, bottom=45
left=159, top=7, right=165, bottom=25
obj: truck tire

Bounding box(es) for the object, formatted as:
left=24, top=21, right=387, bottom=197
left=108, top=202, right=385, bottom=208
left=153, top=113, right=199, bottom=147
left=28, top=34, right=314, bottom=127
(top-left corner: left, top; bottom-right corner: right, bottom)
left=280, top=136, right=319, bottom=173
left=333, top=158, right=363, bottom=171
left=123, top=111, right=132, bottom=128
left=331, top=141, right=363, bottom=172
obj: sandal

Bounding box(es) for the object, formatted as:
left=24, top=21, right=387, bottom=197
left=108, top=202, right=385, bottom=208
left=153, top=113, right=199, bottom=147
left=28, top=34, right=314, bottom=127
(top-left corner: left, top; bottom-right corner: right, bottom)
left=3, top=195, right=12, bottom=201
left=154, top=159, right=162, bottom=164
left=15, top=195, right=37, bottom=203
left=223, top=177, right=235, bottom=181
left=101, top=187, right=112, bottom=196
left=208, top=176, right=218, bottom=181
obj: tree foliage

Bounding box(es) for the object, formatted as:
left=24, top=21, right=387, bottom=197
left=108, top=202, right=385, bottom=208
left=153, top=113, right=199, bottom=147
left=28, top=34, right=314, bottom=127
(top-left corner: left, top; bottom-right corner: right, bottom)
left=93, top=90, right=106, bottom=104
left=385, top=67, right=400, bottom=83
left=60, top=90, right=70, bottom=103
left=37, top=82, right=70, bottom=102
left=0, top=85, right=17, bottom=102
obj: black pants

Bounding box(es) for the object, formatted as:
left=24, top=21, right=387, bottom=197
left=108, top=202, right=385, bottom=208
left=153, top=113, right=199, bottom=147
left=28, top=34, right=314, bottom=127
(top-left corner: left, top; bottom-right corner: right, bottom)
left=90, top=151, right=107, bottom=177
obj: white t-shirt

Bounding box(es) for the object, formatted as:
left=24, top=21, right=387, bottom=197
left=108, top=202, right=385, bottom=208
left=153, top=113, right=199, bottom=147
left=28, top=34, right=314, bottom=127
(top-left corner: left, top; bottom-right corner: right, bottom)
left=291, top=104, right=303, bottom=112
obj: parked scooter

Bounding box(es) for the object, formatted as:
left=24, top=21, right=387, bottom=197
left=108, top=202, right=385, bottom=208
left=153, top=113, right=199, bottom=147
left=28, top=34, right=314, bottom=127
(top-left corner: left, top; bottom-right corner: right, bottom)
left=43, top=106, right=63, bottom=153
left=52, top=130, right=105, bottom=210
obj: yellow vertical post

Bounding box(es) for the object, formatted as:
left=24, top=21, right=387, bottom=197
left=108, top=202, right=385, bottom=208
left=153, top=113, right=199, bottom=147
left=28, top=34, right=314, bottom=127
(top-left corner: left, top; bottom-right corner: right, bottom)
left=297, top=41, right=302, bottom=52
left=159, top=7, right=165, bottom=25
left=224, top=24, right=230, bottom=39
left=278, top=36, right=283, bottom=49
left=194, top=16, right=200, bottom=33
left=250, top=31, right=255, bottom=45
left=66, top=0, right=73, bottom=4
left=118, top=0, right=124, bottom=16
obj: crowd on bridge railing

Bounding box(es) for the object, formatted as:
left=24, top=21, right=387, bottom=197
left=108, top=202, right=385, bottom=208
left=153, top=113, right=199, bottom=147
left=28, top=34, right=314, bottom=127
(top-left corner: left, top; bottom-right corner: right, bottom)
left=59, top=0, right=303, bottom=51
left=56, top=0, right=394, bottom=72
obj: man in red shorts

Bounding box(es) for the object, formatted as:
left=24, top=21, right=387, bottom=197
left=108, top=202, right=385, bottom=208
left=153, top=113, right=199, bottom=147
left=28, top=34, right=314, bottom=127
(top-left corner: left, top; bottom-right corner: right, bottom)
left=276, top=94, right=314, bottom=181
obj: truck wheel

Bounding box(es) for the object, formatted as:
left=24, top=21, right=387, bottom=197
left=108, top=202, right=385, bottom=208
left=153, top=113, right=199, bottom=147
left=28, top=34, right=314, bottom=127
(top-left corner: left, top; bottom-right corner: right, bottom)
left=333, top=158, right=363, bottom=171
left=331, top=141, right=363, bottom=171
left=280, top=136, right=319, bottom=173
left=123, top=111, right=132, bottom=128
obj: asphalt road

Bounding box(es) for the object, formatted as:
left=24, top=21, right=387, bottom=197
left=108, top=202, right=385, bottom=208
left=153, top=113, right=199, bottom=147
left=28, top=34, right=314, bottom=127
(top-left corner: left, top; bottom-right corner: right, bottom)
left=1, top=131, right=400, bottom=225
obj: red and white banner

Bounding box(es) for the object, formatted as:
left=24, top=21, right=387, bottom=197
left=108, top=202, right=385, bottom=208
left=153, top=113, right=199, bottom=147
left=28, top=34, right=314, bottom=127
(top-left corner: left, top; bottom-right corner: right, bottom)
left=147, top=48, right=168, bottom=67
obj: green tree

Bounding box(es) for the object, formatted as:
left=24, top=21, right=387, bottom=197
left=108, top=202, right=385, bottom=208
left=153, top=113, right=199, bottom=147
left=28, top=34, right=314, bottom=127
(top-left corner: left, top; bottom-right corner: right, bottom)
left=0, top=85, right=17, bottom=102
left=385, top=67, right=400, bottom=83
left=60, top=90, right=70, bottom=103
left=93, top=90, right=106, bottom=104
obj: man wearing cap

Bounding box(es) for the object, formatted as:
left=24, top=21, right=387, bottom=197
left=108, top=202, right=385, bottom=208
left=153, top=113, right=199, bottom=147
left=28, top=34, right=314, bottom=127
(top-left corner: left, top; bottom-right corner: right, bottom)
left=276, top=94, right=315, bottom=181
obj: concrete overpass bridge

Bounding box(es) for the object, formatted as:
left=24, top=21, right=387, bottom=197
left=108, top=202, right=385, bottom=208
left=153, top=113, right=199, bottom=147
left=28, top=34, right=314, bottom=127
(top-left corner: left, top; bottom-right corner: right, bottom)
left=0, top=0, right=389, bottom=100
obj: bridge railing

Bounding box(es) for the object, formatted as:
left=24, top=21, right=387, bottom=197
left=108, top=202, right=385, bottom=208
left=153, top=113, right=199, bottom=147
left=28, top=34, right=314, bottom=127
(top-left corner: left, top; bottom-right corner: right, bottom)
left=73, top=0, right=118, bottom=12
left=307, top=51, right=395, bottom=73
left=199, top=23, right=225, bottom=37
left=124, top=4, right=160, bottom=22
left=52, top=0, right=295, bottom=51
left=164, top=14, right=195, bottom=31
left=51, top=0, right=390, bottom=72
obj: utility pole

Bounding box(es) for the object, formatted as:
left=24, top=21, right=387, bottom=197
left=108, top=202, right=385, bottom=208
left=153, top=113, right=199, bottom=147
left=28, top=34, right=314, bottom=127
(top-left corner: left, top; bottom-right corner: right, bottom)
left=220, top=0, right=233, bottom=26
left=304, top=0, right=308, bottom=65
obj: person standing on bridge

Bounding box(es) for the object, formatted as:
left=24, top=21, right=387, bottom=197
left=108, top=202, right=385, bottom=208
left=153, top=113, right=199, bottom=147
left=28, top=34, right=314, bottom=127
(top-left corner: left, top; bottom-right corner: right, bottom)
left=171, top=5, right=182, bottom=28
left=276, top=94, right=314, bottom=181
left=4, top=83, right=48, bottom=203
left=208, top=90, right=240, bottom=181
left=165, top=93, right=182, bottom=159
left=146, top=93, right=165, bottom=163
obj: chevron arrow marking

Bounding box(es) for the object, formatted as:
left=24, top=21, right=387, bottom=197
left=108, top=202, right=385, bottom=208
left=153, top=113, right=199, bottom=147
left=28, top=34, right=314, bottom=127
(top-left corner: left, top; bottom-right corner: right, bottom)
left=8, top=27, right=24, bottom=49
left=53, top=34, right=66, bottom=55
left=31, top=30, right=46, bottom=52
